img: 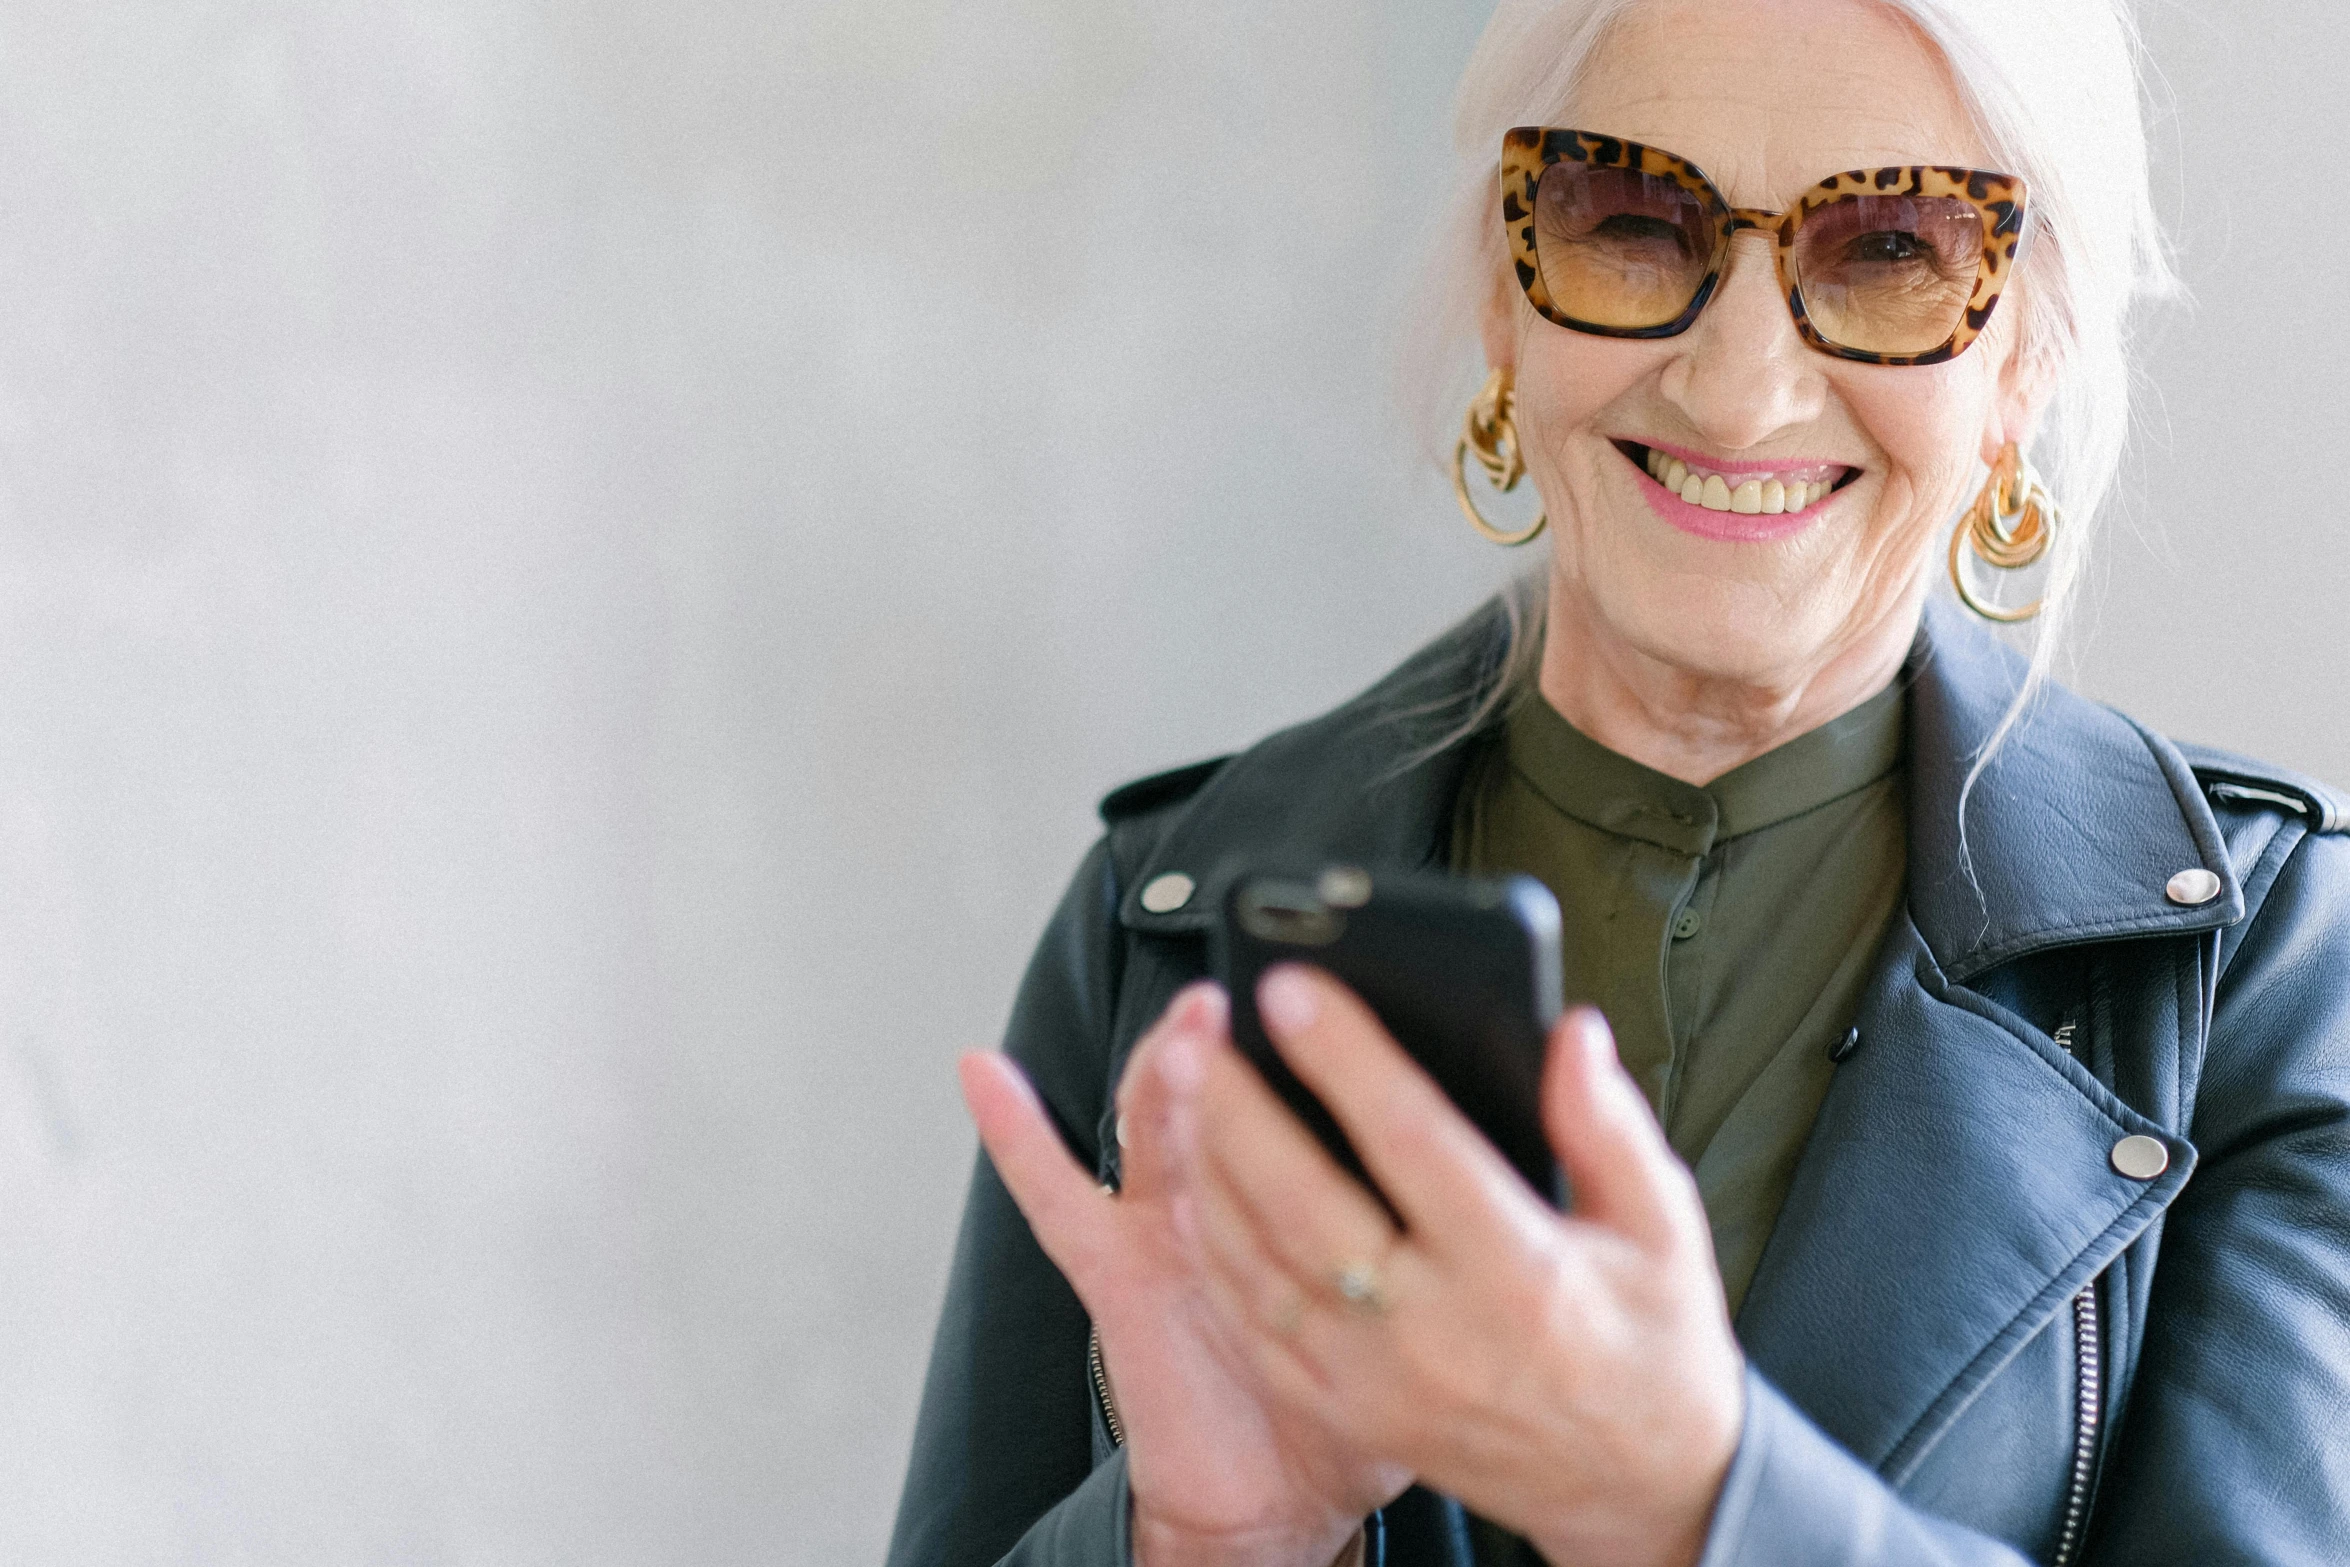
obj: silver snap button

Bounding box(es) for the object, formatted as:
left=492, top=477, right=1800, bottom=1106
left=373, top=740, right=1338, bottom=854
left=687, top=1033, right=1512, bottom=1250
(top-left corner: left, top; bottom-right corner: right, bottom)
left=1139, top=872, right=1195, bottom=914
left=2110, top=1134, right=2170, bottom=1180
left=2165, top=868, right=2221, bottom=907
left=1317, top=866, right=1373, bottom=908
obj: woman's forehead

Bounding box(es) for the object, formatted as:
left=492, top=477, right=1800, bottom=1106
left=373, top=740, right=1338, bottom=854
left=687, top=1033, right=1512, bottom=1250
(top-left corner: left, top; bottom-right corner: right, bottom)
left=1568, top=0, right=1994, bottom=204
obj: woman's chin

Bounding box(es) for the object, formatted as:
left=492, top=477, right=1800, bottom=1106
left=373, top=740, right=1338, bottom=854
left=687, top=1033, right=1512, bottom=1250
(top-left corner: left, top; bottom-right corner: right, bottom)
left=1578, top=577, right=1858, bottom=691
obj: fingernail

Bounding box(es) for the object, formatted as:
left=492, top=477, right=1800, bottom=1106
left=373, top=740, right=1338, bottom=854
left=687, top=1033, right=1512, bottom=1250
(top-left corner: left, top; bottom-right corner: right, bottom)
left=1572, top=1007, right=1617, bottom=1066
left=1165, top=983, right=1205, bottom=1035
left=1169, top=981, right=1228, bottom=1037
left=960, top=1050, right=1033, bottom=1110
left=1157, top=1025, right=1204, bottom=1091
left=1259, top=967, right=1318, bottom=1034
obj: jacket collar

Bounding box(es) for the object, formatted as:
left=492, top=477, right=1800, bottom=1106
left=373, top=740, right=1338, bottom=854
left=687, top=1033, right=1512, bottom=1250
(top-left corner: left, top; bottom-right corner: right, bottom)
left=1902, top=597, right=2241, bottom=979
left=1112, top=605, right=1501, bottom=933
left=1117, top=595, right=2244, bottom=966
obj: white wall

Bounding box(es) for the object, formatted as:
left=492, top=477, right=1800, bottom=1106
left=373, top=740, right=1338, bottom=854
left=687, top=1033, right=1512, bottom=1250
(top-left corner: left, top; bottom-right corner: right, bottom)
left=2067, top=2, right=2350, bottom=765
left=0, top=2, right=2334, bottom=1562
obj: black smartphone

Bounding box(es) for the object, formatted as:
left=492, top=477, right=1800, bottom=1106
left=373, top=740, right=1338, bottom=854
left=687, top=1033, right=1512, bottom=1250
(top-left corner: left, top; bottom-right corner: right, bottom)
left=1211, top=864, right=1564, bottom=1208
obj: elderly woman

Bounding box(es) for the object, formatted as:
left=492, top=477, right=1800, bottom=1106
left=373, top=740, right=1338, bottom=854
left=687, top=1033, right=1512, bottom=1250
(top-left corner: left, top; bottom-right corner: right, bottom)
left=887, top=0, right=2350, bottom=1562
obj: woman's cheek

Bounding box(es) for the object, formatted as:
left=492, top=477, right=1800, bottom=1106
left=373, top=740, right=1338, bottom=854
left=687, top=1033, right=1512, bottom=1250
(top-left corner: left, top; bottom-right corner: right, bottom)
left=1838, top=363, right=1995, bottom=493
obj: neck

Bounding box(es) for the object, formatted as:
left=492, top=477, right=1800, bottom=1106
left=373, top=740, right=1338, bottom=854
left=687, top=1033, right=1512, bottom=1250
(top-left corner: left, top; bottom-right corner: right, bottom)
left=1535, top=572, right=1925, bottom=787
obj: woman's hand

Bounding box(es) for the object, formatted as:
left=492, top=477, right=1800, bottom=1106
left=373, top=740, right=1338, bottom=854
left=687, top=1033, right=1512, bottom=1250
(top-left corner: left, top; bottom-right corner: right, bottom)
left=961, top=984, right=1410, bottom=1567
left=1186, top=967, right=1745, bottom=1567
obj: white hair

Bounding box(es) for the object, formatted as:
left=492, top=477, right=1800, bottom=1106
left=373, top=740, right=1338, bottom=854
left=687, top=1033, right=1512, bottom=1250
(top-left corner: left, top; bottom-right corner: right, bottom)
left=1403, top=0, right=2178, bottom=753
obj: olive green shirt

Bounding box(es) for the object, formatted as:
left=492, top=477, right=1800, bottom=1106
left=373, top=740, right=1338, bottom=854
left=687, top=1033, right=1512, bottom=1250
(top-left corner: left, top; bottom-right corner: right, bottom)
left=1454, top=680, right=1908, bottom=1314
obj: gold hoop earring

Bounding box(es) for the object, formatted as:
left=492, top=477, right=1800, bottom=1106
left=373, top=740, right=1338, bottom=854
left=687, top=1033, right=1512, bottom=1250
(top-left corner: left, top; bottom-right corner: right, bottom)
left=1453, top=368, right=1546, bottom=546
left=1949, top=441, right=2058, bottom=623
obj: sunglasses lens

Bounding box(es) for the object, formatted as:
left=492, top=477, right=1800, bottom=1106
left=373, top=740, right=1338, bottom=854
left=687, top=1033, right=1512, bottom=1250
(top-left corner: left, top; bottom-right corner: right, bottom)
left=1792, top=195, right=1986, bottom=355
left=1532, top=161, right=1717, bottom=330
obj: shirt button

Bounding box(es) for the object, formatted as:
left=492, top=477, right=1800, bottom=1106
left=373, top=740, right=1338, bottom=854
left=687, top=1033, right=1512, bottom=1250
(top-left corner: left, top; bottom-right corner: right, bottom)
left=2165, top=868, right=2222, bottom=907
left=2110, top=1134, right=2170, bottom=1180
left=1139, top=872, right=1195, bottom=914
left=1672, top=908, right=1703, bottom=940
left=1829, top=1026, right=1861, bottom=1063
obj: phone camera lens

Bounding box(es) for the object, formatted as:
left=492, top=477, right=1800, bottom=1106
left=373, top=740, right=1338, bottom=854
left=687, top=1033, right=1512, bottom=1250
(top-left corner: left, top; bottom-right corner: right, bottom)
left=1316, top=866, right=1373, bottom=908
left=1236, top=882, right=1346, bottom=946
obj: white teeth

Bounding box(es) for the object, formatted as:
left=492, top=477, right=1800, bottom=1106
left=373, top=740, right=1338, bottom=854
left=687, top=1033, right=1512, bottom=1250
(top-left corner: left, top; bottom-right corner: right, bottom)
left=1641, top=447, right=1848, bottom=513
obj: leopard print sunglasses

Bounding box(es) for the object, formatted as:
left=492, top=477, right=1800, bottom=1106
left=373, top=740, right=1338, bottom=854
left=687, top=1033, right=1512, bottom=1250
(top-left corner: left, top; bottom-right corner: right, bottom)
left=1500, top=127, right=2028, bottom=365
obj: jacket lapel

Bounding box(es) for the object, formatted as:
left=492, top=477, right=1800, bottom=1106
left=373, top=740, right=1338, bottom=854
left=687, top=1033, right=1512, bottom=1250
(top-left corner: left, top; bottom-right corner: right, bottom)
left=1734, top=916, right=2194, bottom=1479
left=1901, top=599, right=2242, bottom=980
left=1735, top=601, right=2236, bottom=1478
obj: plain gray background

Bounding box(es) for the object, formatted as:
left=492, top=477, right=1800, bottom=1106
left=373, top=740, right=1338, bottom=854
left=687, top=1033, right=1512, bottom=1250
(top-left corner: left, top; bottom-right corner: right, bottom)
left=0, top=1, right=2336, bottom=1562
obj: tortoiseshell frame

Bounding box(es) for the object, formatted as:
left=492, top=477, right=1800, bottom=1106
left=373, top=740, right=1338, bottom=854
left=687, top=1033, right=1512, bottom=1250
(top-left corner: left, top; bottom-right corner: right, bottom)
left=1499, top=127, right=2028, bottom=366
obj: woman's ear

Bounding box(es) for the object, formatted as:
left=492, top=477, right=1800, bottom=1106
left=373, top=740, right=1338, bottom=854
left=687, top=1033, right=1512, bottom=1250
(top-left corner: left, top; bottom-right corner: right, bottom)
left=1981, top=327, right=2057, bottom=465
left=1478, top=262, right=1520, bottom=380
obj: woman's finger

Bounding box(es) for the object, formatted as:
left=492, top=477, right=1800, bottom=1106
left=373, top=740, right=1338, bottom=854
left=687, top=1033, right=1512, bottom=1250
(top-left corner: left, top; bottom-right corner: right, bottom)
left=1187, top=1137, right=1344, bottom=1391
left=1112, top=983, right=1224, bottom=1207
left=1539, top=1007, right=1701, bottom=1255
left=959, top=1051, right=1114, bottom=1283
left=1258, top=966, right=1535, bottom=1253
left=1192, top=1030, right=1399, bottom=1297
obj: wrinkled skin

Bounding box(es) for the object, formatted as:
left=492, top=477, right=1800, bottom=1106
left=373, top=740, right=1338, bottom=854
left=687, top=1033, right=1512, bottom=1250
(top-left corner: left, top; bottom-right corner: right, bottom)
left=1496, top=0, right=2045, bottom=786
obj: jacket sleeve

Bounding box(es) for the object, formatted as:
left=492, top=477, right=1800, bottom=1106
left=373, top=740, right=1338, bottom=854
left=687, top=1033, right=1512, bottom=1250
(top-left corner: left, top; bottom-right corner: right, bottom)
left=1696, top=1370, right=2033, bottom=1567
left=2080, top=826, right=2350, bottom=1565
left=1704, top=826, right=2350, bottom=1567
left=886, top=838, right=1133, bottom=1567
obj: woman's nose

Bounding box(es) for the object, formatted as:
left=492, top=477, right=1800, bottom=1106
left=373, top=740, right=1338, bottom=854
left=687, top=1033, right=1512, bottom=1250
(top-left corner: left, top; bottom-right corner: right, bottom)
left=1656, top=233, right=1823, bottom=450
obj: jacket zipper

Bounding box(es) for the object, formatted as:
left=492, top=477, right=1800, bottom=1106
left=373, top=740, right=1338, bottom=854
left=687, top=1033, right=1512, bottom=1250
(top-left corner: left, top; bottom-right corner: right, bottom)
left=1089, top=1324, right=1125, bottom=1447
left=2051, top=1284, right=2103, bottom=1567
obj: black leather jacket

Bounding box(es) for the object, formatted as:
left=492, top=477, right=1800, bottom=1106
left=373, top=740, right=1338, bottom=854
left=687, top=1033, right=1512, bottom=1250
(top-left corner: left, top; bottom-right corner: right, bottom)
left=888, top=598, right=2350, bottom=1566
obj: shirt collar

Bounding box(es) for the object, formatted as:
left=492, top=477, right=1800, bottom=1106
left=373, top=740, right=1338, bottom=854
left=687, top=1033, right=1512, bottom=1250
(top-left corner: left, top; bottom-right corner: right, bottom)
left=1503, top=677, right=1906, bottom=857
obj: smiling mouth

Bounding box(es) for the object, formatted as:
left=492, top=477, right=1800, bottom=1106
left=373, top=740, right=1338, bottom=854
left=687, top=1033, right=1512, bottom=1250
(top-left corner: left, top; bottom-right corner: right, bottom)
left=1614, top=440, right=1861, bottom=517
